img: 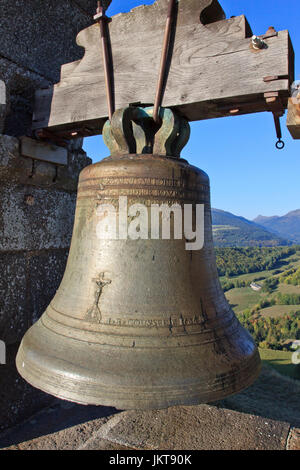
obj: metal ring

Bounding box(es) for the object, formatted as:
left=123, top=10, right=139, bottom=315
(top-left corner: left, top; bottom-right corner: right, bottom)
left=276, top=139, right=285, bottom=150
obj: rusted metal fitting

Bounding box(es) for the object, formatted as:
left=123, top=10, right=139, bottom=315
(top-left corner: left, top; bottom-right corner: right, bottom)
left=153, top=0, right=177, bottom=124
left=264, top=91, right=284, bottom=114
left=94, top=0, right=114, bottom=121
left=263, top=26, right=278, bottom=39
left=93, top=0, right=111, bottom=22
left=251, top=35, right=266, bottom=50
left=34, top=129, right=68, bottom=148
left=264, top=92, right=285, bottom=149
left=263, top=74, right=290, bottom=83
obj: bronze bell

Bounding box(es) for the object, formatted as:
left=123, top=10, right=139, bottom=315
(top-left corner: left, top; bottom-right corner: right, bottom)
left=16, top=107, right=261, bottom=409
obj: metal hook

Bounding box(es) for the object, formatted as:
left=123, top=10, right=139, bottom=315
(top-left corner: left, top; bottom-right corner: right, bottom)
left=273, top=112, right=285, bottom=150
left=276, top=139, right=285, bottom=150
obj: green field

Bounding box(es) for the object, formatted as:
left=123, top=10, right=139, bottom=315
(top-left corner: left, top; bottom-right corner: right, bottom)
left=220, top=268, right=275, bottom=285
left=217, top=247, right=300, bottom=381
left=226, top=287, right=266, bottom=313
left=277, top=283, right=300, bottom=295
left=225, top=283, right=300, bottom=315
left=260, top=305, right=300, bottom=318
left=259, top=348, right=300, bottom=380
left=224, top=249, right=300, bottom=314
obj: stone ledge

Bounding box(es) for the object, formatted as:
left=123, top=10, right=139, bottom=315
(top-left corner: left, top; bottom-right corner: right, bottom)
left=78, top=405, right=291, bottom=451
left=287, top=427, right=300, bottom=450
left=0, top=401, right=293, bottom=451
left=0, top=399, right=117, bottom=450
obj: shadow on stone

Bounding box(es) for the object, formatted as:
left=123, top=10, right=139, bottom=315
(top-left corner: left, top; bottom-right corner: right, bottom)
left=217, top=365, right=300, bottom=428
left=0, top=398, right=119, bottom=449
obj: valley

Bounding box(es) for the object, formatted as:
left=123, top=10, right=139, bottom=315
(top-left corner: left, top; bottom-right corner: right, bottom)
left=216, top=245, right=300, bottom=380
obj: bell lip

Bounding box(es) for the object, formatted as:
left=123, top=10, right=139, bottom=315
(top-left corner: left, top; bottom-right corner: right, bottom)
left=16, top=351, right=261, bottom=410
left=16, top=323, right=262, bottom=411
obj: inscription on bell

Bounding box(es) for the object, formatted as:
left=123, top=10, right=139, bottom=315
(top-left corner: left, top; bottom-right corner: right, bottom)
left=105, top=315, right=203, bottom=328
left=79, top=176, right=209, bottom=191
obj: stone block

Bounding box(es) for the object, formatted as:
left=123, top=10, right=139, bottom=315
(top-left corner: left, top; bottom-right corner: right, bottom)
left=0, top=134, right=35, bottom=181
left=287, top=427, right=300, bottom=450
left=0, top=134, right=91, bottom=191
left=27, top=249, right=68, bottom=325
left=0, top=1, right=112, bottom=137
left=0, top=61, right=50, bottom=137
left=0, top=248, right=69, bottom=431
left=0, top=183, right=76, bottom=252
left=0, top=249, right=68, bottom=345
left=0, top=343, right=54, bottom=433
left=0, top=1, right=97, bottom=83
left=0, top=252, right=28, bottom=345
left=82, top=405, right=290, bottom=451
left=20, top=137, right=68, bottom=166
left=0, top=401, right=116, bottom=449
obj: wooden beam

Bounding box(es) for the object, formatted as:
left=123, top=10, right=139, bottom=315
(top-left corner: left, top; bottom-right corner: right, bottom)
left=287, top=97, right=300, bottom=139
left=32, top=0, right=294, bottom=135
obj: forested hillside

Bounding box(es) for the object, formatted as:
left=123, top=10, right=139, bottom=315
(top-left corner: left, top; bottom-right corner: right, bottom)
left=254, top=210, right=300, bottom=244
left=212, top=209, right=290, bottom=247
left=215, top=246, right=296, bottom=277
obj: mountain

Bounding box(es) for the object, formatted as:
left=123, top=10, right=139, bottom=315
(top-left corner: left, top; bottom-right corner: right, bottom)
left=212, top=208, right=291, bottom=247
left=254, top=210, right=300, bottom=244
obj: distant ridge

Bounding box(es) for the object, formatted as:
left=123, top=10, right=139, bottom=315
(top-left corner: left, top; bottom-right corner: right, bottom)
left=212, top=208, right=291, bottom=247
left=254, top=210, right=300, bottom=244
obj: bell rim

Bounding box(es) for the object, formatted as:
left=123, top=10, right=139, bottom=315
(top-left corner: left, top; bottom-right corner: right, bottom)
left=16, top=347, right=261, bottom=410
left=16, top=319, right=261, bottom=410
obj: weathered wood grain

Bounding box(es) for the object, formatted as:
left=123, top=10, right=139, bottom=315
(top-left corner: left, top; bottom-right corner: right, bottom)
left=287, top=97, right=300, bottom=139
left=21, top=136, right=68, bottom=165
left=32, top=0, right=294, bottom=134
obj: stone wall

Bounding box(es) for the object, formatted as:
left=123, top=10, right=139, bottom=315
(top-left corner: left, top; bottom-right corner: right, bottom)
left=0, top=132, right=92, bottom=432
left=0, top=1, right=102, bottom=431
left=0, top=0, right=110, bottom=137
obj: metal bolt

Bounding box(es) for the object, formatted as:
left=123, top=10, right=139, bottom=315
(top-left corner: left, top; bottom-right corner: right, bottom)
left=251, top=35, right=266, bottom=50
left=291, top=81, right=300, bottom=105
left=291, top=80, right=300, bottom=99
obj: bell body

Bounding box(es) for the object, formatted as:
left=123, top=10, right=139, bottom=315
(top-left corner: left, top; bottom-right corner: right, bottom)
left=16, top=153, right=261, bottom=409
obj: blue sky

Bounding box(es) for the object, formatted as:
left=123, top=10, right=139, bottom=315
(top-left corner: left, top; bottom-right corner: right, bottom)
left=83, top=0, right=300, bottom=220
